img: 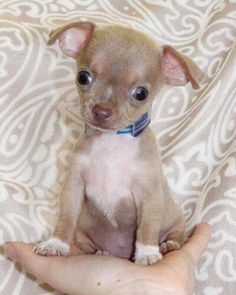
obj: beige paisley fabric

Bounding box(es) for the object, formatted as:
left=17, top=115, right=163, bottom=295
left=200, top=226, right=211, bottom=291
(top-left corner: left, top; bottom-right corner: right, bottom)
left=0, top=1, right=236, bottom=294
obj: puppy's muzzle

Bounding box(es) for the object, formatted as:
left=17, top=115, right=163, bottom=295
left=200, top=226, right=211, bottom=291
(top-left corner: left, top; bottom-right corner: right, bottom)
left=92, top=105, right=113, bottom=123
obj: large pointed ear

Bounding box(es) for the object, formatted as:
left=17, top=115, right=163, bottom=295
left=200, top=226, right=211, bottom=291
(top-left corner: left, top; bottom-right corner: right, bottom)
left=47, top=21, right=95, bottom=58
left=161, top=45, right=204, bottom=89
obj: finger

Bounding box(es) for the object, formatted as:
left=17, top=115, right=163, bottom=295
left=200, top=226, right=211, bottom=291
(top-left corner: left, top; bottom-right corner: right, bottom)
left=4, top=242, right=95, bottom=294
left=4, top=242, right=63, bottom=282
left=182, top=223, right=211, bottom=265
left=4, top=242, right=135, bottom=295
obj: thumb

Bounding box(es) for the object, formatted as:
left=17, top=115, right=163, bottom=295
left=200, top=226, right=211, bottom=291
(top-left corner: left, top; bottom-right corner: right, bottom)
left=182, top=223, right=211, bottom=265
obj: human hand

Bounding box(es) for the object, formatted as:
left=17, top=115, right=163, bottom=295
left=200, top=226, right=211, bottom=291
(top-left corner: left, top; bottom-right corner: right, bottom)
left=4, top=224, right=210, bottom=295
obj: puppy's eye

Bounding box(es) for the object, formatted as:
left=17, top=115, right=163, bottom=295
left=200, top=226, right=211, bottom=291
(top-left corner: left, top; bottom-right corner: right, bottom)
left=77, top=71, right=92, bottom=85
left=132, top=87, right=149, bottom=101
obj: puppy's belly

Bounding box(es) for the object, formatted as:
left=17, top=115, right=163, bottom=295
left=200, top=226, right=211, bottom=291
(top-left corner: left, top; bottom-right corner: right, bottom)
left=78, top=198, right=137, bottom=259
left=86, top=224, right=135, bottom=259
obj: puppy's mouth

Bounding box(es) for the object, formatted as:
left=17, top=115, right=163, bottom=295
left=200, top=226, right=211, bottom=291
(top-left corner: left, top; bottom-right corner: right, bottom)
left=83, top=112, right=117, bottom=131
left=85, top=119, right=114, bottom=132
left=84, top=115, right=133, bottom=133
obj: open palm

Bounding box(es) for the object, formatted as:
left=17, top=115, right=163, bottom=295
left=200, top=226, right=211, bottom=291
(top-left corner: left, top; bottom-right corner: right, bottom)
left=4, top=224, right=210, bottom=295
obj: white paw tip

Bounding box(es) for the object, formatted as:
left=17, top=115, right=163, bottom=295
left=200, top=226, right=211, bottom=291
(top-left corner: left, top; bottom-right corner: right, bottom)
left=95, top=250, right=110, bottom=256
left=134, top=242, right=162, bottom=265
left=33, top=238, right=70, bottom=257
left=160, top=240, right=180, bottom=255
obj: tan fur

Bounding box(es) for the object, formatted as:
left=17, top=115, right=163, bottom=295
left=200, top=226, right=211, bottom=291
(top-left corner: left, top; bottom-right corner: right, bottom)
left=34, top=22, right=204, bottom=264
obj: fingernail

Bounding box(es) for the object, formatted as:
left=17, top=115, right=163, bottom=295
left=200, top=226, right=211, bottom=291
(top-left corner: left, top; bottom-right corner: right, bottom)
left=4, top=244, right=17, bottom=261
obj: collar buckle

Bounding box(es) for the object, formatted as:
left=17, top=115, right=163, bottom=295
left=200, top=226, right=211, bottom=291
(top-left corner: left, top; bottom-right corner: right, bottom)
left=118, top=111, right=151, bottom=137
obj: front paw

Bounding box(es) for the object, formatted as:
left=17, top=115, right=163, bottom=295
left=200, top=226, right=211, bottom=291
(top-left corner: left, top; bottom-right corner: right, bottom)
left=33, top=238, right=70, bottom=256
left=134, top=242, right=162, bottom=265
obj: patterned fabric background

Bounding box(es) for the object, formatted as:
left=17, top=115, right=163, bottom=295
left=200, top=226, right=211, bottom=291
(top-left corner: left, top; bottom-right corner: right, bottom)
left=0, top=0, right=236, bottom=294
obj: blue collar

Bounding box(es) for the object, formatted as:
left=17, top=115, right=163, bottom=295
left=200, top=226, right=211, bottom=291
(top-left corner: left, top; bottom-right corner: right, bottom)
left=116, top=112, right=151, bottom=137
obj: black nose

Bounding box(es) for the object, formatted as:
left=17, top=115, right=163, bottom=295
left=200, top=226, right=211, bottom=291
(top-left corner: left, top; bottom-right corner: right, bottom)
left=92, top=105, right=112, bottom=122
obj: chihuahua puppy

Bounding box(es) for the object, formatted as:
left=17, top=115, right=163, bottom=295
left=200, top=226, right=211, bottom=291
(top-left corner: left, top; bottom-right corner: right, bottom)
left=34, top=22, right=203, bottom=265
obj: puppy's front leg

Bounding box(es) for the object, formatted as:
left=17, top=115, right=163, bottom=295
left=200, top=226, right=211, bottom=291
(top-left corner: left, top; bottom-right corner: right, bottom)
left=134, top=188, right=164, bottom=265
left=34, top=155, right=85, bottom=256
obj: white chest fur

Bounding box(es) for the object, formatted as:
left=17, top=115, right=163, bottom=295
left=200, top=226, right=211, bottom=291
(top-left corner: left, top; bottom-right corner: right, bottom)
left=78, top=133, right=141, bottom=226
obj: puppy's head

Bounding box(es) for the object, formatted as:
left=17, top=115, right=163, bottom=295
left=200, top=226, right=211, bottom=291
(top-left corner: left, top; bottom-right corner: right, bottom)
left=48, top=22, right=204, bottom=131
